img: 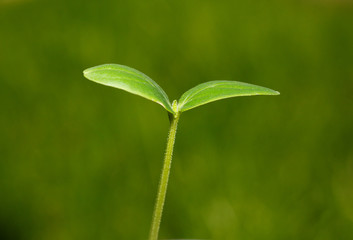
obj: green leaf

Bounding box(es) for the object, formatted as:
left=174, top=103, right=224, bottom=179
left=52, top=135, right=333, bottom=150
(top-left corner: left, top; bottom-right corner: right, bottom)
left=178, top=80, right=279, bottom=112
left=83, top=64, right=174, bottom=114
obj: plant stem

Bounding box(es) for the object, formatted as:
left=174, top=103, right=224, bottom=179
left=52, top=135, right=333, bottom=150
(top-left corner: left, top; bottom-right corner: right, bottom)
left=149, top=112, right=180, bottom=240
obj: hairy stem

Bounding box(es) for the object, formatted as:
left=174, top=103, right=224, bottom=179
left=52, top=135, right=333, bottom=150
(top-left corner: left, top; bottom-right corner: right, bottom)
left=149, top=112, right=180, bottom=240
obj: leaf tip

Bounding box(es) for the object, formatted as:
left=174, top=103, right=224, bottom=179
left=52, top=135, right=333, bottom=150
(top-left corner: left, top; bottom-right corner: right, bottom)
left=83, top=67, right=93, bottom=78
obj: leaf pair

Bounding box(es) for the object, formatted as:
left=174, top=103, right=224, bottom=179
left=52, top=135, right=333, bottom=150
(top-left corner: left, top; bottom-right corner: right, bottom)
left=83, top=64, right=279, bottom=115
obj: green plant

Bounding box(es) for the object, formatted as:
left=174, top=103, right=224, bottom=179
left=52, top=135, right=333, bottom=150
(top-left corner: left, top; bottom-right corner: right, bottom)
left=83, top=64, right=279, bottom=240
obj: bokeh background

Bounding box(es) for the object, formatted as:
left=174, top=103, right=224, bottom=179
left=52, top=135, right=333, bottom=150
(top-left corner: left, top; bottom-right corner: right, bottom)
left=1, top=0, right=353, bottom=239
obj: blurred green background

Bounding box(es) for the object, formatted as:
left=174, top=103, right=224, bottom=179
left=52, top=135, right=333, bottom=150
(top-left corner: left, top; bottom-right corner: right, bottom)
left=1, top=0, right=353, bottom=239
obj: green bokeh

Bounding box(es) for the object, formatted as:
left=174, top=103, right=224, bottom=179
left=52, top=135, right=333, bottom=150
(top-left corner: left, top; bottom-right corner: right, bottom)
left=1, top=0, right=353, bottom=239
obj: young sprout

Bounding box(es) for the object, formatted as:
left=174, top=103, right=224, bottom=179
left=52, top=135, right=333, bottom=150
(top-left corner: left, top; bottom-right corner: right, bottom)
left=83, top=64, right=279, bottom=240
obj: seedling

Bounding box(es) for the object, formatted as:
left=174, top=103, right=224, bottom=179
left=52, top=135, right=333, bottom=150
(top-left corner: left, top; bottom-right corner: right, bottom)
left=83, top=64, right=279, bottom=240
